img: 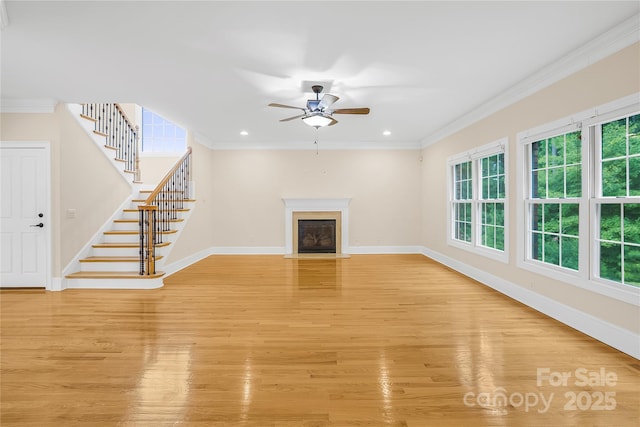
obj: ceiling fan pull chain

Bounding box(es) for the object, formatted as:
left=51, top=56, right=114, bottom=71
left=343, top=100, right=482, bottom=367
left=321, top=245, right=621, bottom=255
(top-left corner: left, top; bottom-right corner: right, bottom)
left=315, top=128, right=319, bottom=155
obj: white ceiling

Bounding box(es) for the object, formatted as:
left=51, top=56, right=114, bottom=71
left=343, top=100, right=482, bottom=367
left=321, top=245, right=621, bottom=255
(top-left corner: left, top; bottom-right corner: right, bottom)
left=1, top=1, right=639, bottom=149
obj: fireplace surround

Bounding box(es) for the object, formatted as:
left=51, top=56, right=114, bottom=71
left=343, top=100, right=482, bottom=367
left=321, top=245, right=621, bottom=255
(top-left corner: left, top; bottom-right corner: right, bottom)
left=283, top=198, right=350, bottom=257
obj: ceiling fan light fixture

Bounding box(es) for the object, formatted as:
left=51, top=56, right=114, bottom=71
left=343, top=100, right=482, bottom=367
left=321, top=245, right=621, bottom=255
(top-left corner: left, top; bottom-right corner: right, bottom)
left=302, top=113, right=333, bottom=128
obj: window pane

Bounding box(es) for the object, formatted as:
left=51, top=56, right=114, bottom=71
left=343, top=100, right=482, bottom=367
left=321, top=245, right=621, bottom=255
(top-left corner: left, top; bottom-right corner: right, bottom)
left=544, top=204, right=560, bottom=233
left=532, top=140, right=546, bottom=169
left=629, top=157, right=640, bottom=196
left=624, top=245, right=640, bottom=286
left=600, top=204, right=621, bottom=242
left=531, top=204, right=542, bottom=231
left=489, top=176, right=497, bottom=199
left=629, top=114, right=640, bottom=155
left=544, top=234, right=560, bottom=265
left=561, top=236, right=579, bottom=270
left=483, top=202, right=495, bottom=225
left=561, top=204, right=579, bottom=236
left=483, top=225, right=495, bottom=248
left=602, top=159, right=627, bottom=197
left=532, top=170, right=546, bottom=199
left=532, top=232, right=543, bottom=261
left=623, top=204, right=640, bottom=245
left=142, top=108, right=187, bottom=153
left=548, top=135, right=565, bottom=167
left=547, top=168, right=564, bottom=198
left=600, top=242, right=622, bottom=282
left=495, top=227, right=505, bottom=251
left=498, top=175, right=506, bottom=199
left=602, top=118, right=627, bottom=159
left=565, top=131, right=581, bottom=164
left=565, top=165, right=581, bottom=198
left=482, top=177, right=489, bottom=199
left=495, top=203, right=504, bottom=226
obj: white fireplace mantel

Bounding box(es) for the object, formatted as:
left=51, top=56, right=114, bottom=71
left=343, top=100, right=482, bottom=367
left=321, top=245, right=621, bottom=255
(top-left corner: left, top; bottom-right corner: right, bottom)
left=283, top=198, right=351, bottom=255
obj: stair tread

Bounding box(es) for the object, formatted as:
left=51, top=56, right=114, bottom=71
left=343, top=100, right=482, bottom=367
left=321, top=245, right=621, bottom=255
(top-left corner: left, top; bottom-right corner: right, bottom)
left=92, top=241, right=171, bottom=248
left=79, top=113, right=98, bottom=122
left=66, top=271, right=165, bottom=279
left=124, top=208, right=191, bottom=213
left=80, top=255, right=164, bottom=263
left=132, top=199, right=196, bottom=203
left=104, top=229, right=177, bottom=235
left=114, top=218, right=183, bottom=223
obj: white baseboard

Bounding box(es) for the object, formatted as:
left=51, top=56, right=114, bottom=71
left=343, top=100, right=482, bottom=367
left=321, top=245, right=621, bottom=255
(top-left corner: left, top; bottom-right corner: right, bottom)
left=163, top=247, right=216, bottom=277
left=211, top=246, right=286, bottom=255
left=349, top=245, right=423, bottom=254
left=419, top=246, right=640, bottom=360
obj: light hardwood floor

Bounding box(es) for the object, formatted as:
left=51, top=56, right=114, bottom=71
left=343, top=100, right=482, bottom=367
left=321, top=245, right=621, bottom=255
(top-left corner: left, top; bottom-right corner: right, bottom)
left=1, top=255, right=638, bottom=426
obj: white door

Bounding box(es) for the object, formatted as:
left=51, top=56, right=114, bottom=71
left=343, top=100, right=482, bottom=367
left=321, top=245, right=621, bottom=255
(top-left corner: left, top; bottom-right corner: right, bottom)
left=0, top=144, right=49, bottom=288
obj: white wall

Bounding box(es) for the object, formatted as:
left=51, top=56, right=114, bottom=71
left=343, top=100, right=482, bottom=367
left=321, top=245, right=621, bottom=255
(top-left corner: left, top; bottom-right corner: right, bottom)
left=0, top=104, right=131, bottom=276
left=163, top=146, right=423, bottom=265
left=420, top=43, right=640, bottom=337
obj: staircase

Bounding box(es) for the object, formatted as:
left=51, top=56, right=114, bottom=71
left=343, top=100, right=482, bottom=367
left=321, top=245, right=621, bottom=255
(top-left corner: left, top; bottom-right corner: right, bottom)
left=63, top=104, right=194, bottom=289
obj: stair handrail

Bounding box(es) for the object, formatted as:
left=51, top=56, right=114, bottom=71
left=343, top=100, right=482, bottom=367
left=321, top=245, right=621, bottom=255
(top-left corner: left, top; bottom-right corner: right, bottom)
left=81, top=103, right=140, bottom=181
left=138, top=146, right=192, bottom=275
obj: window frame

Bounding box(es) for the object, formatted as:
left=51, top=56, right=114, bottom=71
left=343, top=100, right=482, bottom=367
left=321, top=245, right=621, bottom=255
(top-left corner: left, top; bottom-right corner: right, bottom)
left=517, top=93, right=640, bottom=305
left=447, top=138, right=509, bottom=263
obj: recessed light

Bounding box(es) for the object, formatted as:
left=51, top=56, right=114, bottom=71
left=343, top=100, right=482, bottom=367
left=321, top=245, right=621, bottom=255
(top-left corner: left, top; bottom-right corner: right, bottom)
left=240, top=130, right=249, bottom=136
left=383, top=130, right=391, bottom=136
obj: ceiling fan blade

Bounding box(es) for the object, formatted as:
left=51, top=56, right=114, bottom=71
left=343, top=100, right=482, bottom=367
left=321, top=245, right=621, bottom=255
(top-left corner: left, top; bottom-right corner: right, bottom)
left=332, top=108, right=370, bottom=115
left=268, top=103, right=305, bottom=112
left=328, top=117, right=338, bottom=126
left=279, top=114, right=306, bottom=122
left=317, top=94, right=339, bottom=111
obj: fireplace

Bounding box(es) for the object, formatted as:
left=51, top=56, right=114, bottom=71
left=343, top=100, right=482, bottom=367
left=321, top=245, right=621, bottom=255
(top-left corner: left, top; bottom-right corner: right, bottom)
left=298, top=219, right=336, bottom=253
left=292, top=211, right=342, bottom=255
left=283, top=198, right=350, bottom=257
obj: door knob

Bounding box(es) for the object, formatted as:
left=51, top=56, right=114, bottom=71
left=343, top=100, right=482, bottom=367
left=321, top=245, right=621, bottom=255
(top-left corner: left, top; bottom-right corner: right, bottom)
left=30, top=223, right=44, bottom=228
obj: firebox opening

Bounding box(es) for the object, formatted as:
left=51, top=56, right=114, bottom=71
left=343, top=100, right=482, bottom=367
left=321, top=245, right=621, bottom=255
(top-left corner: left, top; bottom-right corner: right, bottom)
left=297, top=219, right=336, bottom=254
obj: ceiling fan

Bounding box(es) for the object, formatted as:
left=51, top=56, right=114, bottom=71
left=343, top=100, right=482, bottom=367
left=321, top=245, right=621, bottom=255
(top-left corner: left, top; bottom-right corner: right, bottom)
left=268, top=85, right=370, bottom=128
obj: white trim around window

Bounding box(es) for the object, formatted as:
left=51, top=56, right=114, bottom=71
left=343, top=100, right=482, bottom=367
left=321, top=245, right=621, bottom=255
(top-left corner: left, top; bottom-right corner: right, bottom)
left=447, top=138, right=509, bottom=263
left=517, top=93, right=640, bottom=305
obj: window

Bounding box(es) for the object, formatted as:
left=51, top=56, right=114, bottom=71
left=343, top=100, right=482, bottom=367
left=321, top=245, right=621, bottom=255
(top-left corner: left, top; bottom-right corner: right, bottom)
left=448, top=139, right=508, bottom=262
left=518, top=94, right=640, bottom=303
left=528, top=130, right=581, bottom=270
left=142, top=108, right=187, bottom=153
left=480, top=153, right=506, bottom=251
left=595, top=113, right=640, bottom=286
left=452, top=161, right=472, bottom=243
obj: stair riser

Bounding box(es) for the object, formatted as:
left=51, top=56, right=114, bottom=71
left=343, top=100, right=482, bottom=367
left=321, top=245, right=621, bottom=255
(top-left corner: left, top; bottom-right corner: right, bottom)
left=92, top=247, right=139, bottom=257
left=103, top=234, right=139, bottom=244
left=80, top=262, right=141, bottom=272
left=124, top=208, right=192, bottom=219
left=92, top=246, right=170, bottom=258
left=112, top=222, right=139, bottom=231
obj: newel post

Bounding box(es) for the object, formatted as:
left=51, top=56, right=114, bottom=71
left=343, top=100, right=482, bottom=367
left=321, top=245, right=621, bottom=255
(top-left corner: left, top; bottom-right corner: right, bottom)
left=138, top=205, right=157, bottom=275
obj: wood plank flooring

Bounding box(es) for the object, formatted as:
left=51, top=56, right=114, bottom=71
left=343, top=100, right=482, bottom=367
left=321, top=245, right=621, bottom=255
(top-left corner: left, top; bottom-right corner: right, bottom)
left=1, top=255, right=638, bottom=426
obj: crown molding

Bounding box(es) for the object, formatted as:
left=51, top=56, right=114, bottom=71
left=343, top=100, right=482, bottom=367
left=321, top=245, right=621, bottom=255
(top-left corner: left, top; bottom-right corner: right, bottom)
left=420, top=13, right=640, bottom=149
left=1, top=98, right=58, bottom=113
